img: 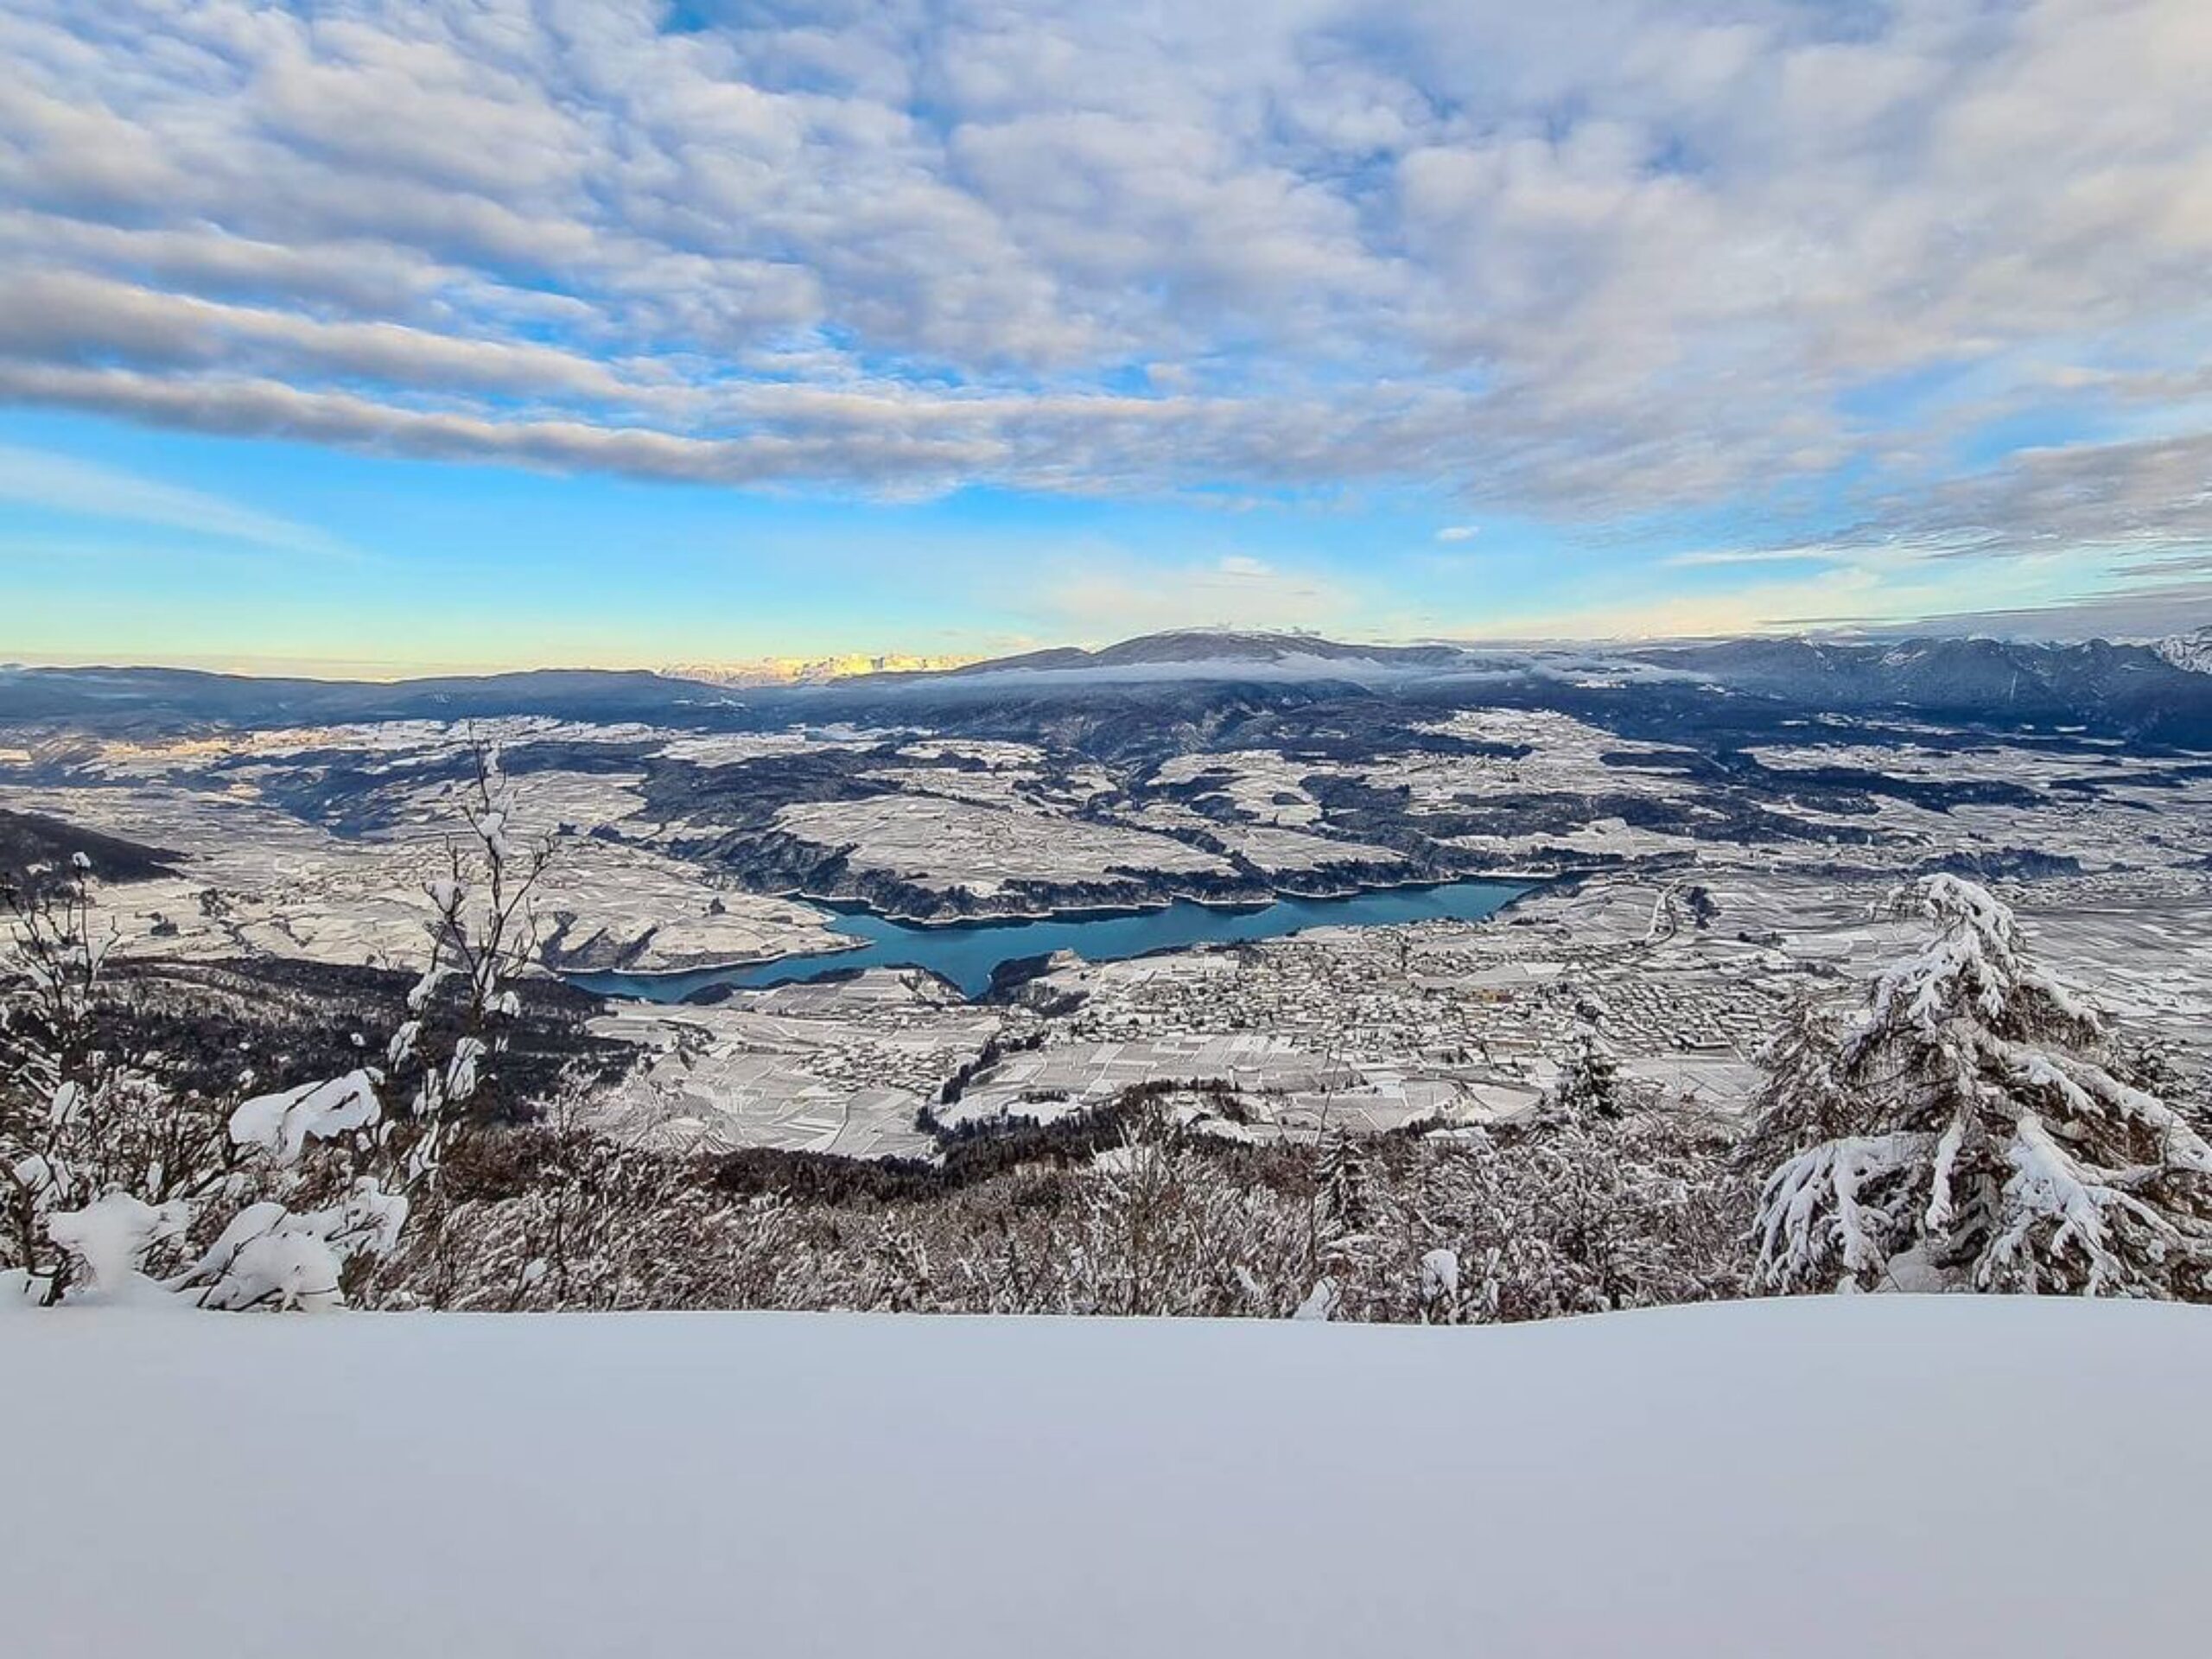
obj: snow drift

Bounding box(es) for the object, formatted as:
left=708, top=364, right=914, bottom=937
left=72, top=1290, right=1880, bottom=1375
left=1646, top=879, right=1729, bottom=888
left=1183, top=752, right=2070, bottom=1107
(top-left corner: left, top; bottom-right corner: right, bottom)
left=6, top=1296, right=2209, bottom=1657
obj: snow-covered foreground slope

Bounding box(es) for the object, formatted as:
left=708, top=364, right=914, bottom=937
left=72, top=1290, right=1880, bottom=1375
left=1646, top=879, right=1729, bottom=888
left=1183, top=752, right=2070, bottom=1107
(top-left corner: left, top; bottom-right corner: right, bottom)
left=7, top=1298, right=2209, bottom=1657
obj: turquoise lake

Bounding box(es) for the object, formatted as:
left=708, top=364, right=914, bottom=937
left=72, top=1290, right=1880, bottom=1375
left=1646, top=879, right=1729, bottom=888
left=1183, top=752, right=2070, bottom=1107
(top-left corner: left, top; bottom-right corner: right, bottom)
left=569, top=878, right=1529, bottom=1002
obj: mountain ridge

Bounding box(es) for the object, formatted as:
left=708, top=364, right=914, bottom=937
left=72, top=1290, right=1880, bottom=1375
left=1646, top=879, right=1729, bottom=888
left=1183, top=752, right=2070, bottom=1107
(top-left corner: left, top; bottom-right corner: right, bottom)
left=8, top=628, right=2212, bottom=747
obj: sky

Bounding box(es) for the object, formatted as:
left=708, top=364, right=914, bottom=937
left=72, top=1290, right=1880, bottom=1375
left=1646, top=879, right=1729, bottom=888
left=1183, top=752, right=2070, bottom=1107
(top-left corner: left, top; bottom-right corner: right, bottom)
left=4, top=0, right=2212, bottom=675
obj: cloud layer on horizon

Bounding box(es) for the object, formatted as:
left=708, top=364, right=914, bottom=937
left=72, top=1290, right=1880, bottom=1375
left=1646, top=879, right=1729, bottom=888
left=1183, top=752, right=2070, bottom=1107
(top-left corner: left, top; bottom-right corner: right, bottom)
left=3, top=0, right=2212, bottom=614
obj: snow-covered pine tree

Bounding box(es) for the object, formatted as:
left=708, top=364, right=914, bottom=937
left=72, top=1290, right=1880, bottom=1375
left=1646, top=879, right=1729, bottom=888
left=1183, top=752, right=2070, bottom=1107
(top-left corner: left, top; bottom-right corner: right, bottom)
left=1298, top=1128, right=1389, bottom=1319
left=1747, top=874, right=2212, bottom=1297
left=1315, top=1129, right=1380, bottom=1243
left=1738, top=999, right=1856, bottom=1147
left=1548, top=1020, right=1624, bottom=1120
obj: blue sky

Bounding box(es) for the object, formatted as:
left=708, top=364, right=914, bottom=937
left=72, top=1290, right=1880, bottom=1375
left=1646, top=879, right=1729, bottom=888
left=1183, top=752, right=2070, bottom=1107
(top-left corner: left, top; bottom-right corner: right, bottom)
left=4, top=1, right=2211, bottom=673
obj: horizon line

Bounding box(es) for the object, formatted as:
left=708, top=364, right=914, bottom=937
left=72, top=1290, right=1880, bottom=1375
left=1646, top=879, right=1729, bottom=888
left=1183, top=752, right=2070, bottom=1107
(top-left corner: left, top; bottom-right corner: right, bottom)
left=0, top=620, right=2183, bottom=684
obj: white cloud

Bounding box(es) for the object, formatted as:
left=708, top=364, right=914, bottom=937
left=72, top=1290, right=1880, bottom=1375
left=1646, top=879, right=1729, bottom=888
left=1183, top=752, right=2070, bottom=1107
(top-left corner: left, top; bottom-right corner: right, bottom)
left=0, top=442, right=342, bottom=556
left=1435, top=525, right=1479, bottom=543
left=0, top=0, right=2206, bottom=558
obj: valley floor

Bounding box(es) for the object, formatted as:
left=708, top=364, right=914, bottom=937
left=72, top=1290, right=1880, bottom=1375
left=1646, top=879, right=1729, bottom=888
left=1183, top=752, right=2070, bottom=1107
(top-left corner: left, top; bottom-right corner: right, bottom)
left=5, top=1296, right=2207, bottom=1657
left=9, top=701, right=2212, bottom=1159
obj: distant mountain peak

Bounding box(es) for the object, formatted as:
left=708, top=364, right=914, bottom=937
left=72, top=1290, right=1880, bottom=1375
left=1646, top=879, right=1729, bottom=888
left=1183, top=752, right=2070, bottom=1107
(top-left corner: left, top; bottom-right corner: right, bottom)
left=950, top=629, right=1471, bottom=677
left=663, top=652, right=981, bottom=688
left=2154, top=627, right=2212, bottom=676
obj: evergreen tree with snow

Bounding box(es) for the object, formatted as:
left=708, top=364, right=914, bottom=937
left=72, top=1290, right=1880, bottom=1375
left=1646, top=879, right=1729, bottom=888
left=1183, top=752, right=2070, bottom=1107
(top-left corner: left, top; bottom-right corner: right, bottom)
left=1747, top=874, right=2212, bottom=1298
left=1301, top=1129, right=1386, bottom=1316
left=1315, top=1130, right=1380, bottom=1244
left=1548, top=1021, right=1624, bottom=1121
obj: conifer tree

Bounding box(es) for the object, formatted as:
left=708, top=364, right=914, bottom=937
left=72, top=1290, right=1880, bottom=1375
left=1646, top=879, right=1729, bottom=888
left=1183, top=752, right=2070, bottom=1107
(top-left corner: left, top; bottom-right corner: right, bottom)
left=1748, top=875, right=2212, bottom=1296
left=1550, top=1022, right=1624, bottom=1120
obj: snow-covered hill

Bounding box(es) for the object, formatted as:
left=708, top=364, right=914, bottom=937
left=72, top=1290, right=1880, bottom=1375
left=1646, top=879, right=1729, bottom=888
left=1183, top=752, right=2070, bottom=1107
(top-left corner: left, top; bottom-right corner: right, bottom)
left=6, top=1297, right=2208, bottom=1657
left=921, top=629, right=1699, bottom=690
left=931, top=627, right=1483, bottom=684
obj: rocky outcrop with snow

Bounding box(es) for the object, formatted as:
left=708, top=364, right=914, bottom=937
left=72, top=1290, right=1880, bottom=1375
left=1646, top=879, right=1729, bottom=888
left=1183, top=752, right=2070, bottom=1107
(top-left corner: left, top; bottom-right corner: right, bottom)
left=2154, top=626, right=2212, bottom=675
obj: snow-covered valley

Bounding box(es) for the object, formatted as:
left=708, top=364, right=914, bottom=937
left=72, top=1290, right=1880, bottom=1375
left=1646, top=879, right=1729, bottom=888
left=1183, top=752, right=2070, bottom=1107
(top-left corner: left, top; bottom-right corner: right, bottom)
left=8, top=655, right=2211, bottom=1160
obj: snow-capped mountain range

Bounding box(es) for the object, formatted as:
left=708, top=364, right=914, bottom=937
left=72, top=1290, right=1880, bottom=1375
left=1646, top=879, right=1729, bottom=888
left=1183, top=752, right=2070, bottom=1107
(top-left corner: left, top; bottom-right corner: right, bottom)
left=663, top=652, right=980, bottom=687
left=12, top=626, right=2212, bottom=747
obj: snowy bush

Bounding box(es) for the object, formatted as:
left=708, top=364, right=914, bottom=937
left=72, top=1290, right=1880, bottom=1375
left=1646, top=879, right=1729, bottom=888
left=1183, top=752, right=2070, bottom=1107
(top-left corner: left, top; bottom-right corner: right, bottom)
left=1746, top=874, right=2212, bottom=1298
left=1410, top=1109, right=1747, bottom=1323
left=365, top=1089, right=1747, bottom=1324
left=1, top=741, right=549, bottom=1309
left=1068, top=1110, right=1308, bottom=1317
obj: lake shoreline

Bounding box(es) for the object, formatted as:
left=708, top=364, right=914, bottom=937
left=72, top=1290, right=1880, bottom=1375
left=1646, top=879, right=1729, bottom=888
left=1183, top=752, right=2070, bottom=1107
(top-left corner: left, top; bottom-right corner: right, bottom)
left=562, top=867, right=1573, bottom=985
left=567, top=875, right=1541, bottom=1004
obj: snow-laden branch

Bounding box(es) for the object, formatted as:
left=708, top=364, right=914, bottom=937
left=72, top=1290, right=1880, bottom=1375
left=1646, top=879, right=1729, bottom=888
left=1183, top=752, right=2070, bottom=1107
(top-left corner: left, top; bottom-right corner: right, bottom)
left=229, top=1071, right=382, bottom=1166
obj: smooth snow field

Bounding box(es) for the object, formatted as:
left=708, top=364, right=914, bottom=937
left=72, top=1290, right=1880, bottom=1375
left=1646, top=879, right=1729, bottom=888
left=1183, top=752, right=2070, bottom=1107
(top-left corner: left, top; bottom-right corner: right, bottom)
left=6, top=1297, right=2209, bottom=1657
